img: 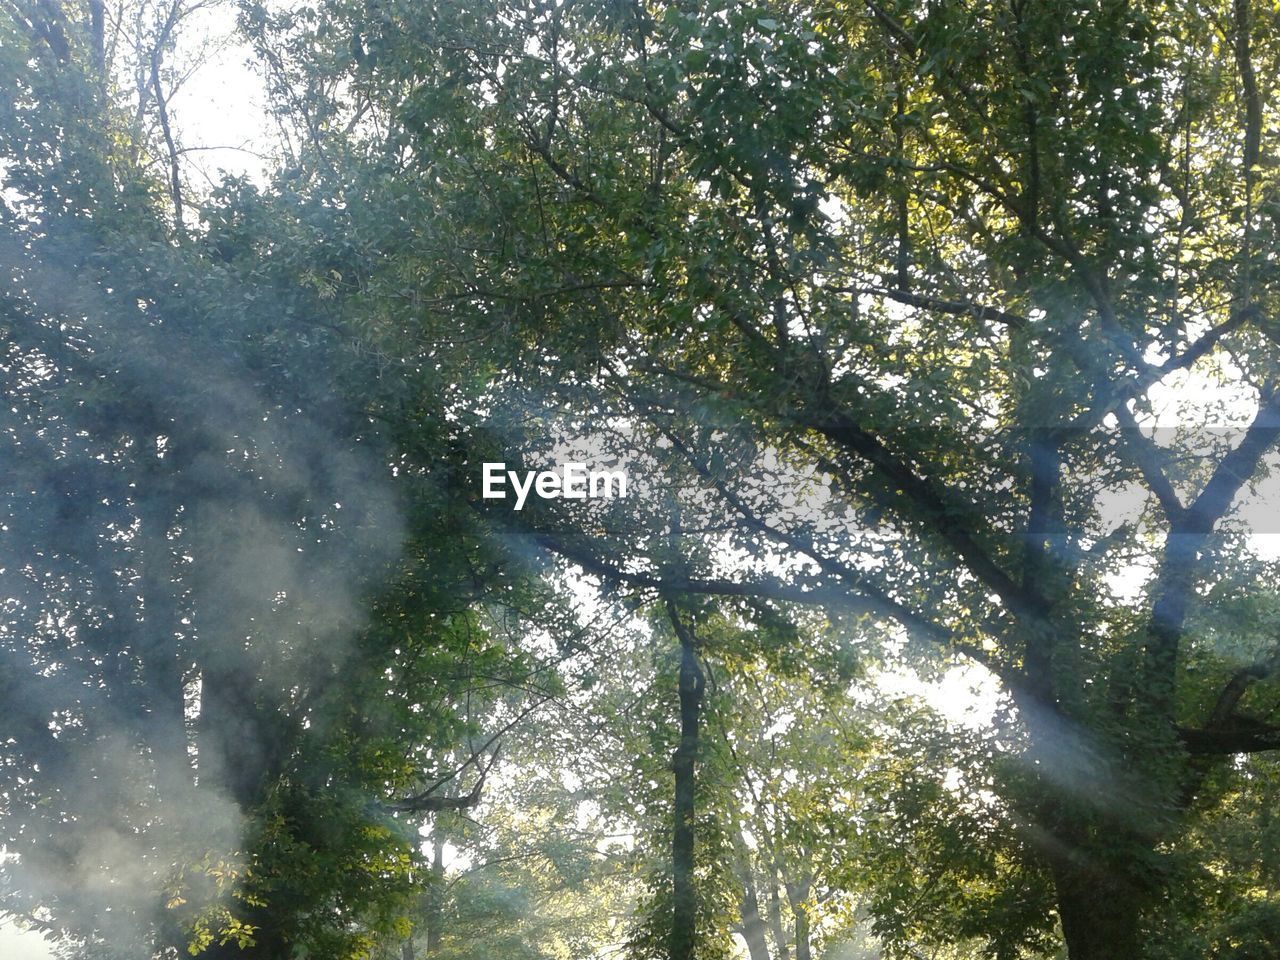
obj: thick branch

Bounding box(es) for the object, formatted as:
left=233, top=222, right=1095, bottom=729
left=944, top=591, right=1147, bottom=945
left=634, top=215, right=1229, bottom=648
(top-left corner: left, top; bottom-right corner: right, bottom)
left=1144, top=389, right=1280, bottom=715
left=835, top=284, right=1029, bottom=330
left=647, top=421, right=1009, bottom=680
left=6, top=0, right=70, bottom=61
left=1186, top=387, right=1280, bottom=532
left=1180, top=723, right=1280, bottom=755
left=1159, top=307, right=1256, bottom=377
left=1114, top=404, right=1184, bottom=520
left=527, top=528, right=1011, bottom=687
left=863, top=0, right=917, bottom=53
left=1205, top=647, right=1280, bottom=729
left=807, top=409, right=1049, bottom=626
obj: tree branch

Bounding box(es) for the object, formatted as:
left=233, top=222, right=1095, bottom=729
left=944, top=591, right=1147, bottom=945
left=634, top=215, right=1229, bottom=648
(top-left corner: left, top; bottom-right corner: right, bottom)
left=1185, top=386, right=1280, bottom=533
left=527, top=527, right=1009, bottom=685
left=833, top=284, right=1029, bottom=330
left=1205, top=647, right=1280, bottom=729
left=863, top=0, right=918, bottom=54
left=805, top=408, right=1049, bottom=627
left=1114, top=404, right=1184, bottom=520
left=1180, top=723, right=1280, bottom=755
left=383, top=745, right=502, bottom=814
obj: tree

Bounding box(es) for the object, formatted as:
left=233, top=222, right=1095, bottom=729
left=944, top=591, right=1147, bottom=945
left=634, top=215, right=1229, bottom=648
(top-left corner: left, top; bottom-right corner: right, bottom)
left=13, top=0, right=1280, bottom=958
left=0, top=11, right=567, bottom=955
left=241, top=0, right=1280, bottom=956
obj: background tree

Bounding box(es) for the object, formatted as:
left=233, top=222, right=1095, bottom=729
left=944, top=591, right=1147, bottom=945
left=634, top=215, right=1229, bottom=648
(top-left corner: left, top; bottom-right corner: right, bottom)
left=0, top=10, right=573, bottom=956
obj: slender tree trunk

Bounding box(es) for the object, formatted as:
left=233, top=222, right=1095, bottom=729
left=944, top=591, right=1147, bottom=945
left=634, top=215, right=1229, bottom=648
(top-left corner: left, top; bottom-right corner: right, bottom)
left=425, top=831, right=445, bottom=954
left=784, top=880, right=812, bottom=960
left=767, top=869, right=791, bottom=960
left=88, top=0, right=105, bottom=72
left=668, top=603, right=705, bottom=960
left=737, top=862, right=772, bottom=960
left=892, top=72, right=911, bottom=291
left=145, top=1, right=187, bottom=234
left=150, top=45, right=184, bottom=233
left=139, top=501, right=191, bottom=803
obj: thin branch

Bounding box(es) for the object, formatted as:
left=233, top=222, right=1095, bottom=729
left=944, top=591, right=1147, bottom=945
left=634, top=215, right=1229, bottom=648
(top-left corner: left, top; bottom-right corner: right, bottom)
left=383, top=695, right=552, bottom=813
left=384, top=745, right=503, bottom=814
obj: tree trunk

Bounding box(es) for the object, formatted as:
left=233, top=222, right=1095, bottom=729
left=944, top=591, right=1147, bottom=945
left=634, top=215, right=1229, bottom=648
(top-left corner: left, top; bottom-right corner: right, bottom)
left=1020, top=712, right=1156, bottom=960
left=767, top=870, right=791, bottom=960
left=1053, top=862, right=1144, bottom=960
left=669, top=604, right=705, bottom=960
left=426, top=831, right=445, bottom=954
left=785, top=880, right=812, bottom=960
left=1015, top=436, right=1155, bottom=960
left=737, top=864, right=772, bottom=960
left=88, top=0, right=105, bottom=71
left=138, top=504, right=192, bottom=804
left=149, top=44, right=185, bottom=233
left=197, top=666, right=270, bottom=807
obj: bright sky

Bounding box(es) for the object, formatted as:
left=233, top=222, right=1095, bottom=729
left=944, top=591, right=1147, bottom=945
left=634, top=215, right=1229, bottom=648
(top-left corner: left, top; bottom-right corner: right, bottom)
left=166, top=0, right=273, bottom=185
left=0, top=922, right=53, bottom=960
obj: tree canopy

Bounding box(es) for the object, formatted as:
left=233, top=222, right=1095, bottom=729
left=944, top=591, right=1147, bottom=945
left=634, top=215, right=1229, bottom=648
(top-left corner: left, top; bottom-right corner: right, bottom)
left=4, top=1, right=1280, bottom=959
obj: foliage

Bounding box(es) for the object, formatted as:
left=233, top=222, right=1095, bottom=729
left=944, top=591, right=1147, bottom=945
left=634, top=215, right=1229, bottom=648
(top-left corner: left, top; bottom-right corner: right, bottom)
left=10, top=1, right=1280, bottom=959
